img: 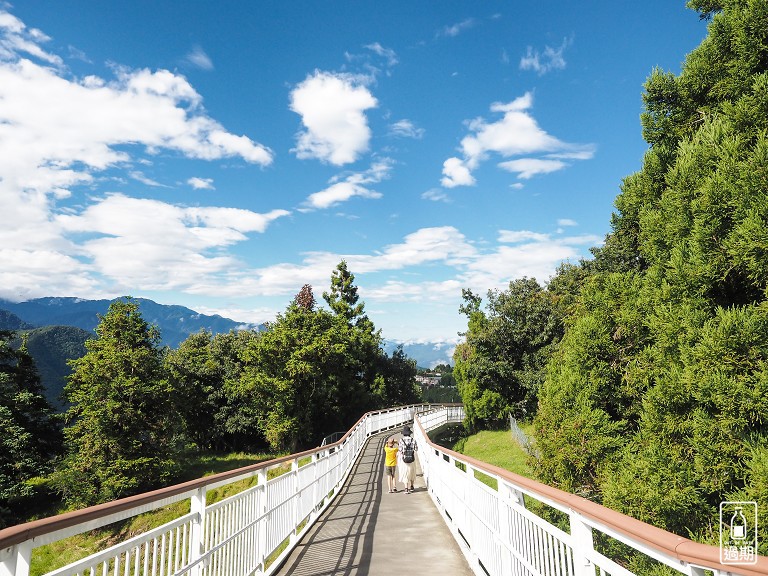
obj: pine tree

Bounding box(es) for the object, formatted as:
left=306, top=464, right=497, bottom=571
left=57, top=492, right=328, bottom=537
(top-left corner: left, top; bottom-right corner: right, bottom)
left=0, top=331, right=61, bottom=527
left=55, top=299, right=181, bottom=507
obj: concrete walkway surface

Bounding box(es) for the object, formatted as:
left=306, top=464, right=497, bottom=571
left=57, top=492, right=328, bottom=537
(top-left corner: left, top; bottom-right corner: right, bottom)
left=273, top=430, right=474, bottom=576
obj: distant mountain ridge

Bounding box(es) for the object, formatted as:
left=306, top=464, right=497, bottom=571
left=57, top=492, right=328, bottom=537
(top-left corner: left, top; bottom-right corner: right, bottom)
left=0, top=297, right=457, bottom=366
left=382, top=340, right=456, bottom=369
left=0, top=297, right=263, bottom=410
left=0, top=296, right=260, bottom=348
left=0, top=297, right=456, bottom=409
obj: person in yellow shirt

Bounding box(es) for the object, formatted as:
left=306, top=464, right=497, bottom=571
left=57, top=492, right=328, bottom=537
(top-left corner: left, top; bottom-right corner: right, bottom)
left=383, top=437, right=399, bottom=493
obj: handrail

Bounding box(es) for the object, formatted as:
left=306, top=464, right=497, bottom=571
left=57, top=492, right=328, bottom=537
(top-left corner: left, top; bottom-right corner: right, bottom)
left=0, top=403, right=439, bottom=576
left=3, top=402, right=764, bottom=576
left=413, top=409, right=768, bottom=576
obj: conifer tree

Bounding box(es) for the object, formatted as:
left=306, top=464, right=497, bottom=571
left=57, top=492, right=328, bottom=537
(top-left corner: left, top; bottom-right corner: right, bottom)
left=534, top=1, right=768, bottom=552
left=0, top=331, right=61, bottom=527
left=55, top=299, right=181, bottom=507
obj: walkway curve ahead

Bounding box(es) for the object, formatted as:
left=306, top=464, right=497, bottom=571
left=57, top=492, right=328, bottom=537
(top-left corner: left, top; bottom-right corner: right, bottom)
left=274, top=430, right=474, bottom=576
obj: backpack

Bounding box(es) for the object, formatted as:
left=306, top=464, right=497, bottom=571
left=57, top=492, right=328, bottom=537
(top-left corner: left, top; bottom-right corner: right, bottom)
left=402, top=437, right=415, bottom=463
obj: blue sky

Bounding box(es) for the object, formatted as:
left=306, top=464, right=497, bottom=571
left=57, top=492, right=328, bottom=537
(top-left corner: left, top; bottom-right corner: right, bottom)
left=0, top=2, right=707, bottom=343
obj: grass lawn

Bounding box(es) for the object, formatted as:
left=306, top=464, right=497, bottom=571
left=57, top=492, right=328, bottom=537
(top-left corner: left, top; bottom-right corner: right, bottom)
left=454, top=425, right=534, bottom=478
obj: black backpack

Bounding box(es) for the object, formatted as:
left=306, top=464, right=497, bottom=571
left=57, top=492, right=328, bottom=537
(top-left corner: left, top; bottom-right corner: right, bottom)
left=402, top=437, right=415, bottom=463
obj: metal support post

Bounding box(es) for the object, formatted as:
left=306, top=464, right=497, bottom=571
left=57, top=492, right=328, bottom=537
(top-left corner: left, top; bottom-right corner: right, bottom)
left=569, top=511, right=595, bottom=576
left=189, top=486, right=207, bottom=576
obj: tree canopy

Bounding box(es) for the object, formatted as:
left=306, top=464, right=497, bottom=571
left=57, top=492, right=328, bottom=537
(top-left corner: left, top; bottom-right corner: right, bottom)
left=5, top=264, right=420, bottom=517
left=530, top=0, right=768, bottom=549
left=55, top=299, right=182, bottom=507
left=451, top=1, right=768, bottom=553
left=0, top=331, right=61, bottom=527
left=239, top=264, right=419, bottom=451
left=454, top=279, right=563, bottom=431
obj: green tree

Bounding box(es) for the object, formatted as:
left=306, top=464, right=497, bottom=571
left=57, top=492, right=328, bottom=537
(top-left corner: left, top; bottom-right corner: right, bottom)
left=0, top=331, right=61, bottom=527
left=454, top=279, right=563, bottom=431
left=239, top=284, right=374, bottom=451
left=534, top=1, right=768, bottom=554
left=238, top=263, right=420, bottom=450
left=210, top=330, right=266, bottom=451
left=372, top=345, right=420, bottom=406
left=166, top=329, right=264, bottom=452
left=323, top=260, right=367, bottom=326
left=322, top=260, right=420, bottom=408
left=55, top=299, right=181, bottom=507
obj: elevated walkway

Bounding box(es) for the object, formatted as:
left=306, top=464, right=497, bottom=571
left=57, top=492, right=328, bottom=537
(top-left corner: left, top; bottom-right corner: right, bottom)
left=275, top=430, right=472, bottom=576
left=2, top=404, right=766, bottom=576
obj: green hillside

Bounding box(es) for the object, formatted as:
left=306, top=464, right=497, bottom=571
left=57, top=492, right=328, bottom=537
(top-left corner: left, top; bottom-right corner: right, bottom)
left=12, top=326, right=89, bottom=410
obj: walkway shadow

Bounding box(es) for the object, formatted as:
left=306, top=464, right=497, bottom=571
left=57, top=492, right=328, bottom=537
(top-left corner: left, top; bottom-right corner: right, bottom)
left=274, top=433, right=386, bottom=576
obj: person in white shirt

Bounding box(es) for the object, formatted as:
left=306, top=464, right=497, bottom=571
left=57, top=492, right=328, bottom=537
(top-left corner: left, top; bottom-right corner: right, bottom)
left=398, top=426, right=418, bottom=493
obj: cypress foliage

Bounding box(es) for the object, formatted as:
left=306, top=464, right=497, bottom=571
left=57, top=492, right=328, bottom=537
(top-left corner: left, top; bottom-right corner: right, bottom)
left=534, top=0, right=768, bottom=550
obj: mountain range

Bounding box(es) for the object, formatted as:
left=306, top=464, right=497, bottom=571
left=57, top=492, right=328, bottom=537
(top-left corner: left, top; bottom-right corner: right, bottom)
left=0, top=296, right=456, bottom=410
left=0, top=297, right=257, bottom=348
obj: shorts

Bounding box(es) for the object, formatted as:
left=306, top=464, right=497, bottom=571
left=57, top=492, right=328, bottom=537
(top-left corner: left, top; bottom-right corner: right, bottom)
left=386, top=466, right=396, bottom=478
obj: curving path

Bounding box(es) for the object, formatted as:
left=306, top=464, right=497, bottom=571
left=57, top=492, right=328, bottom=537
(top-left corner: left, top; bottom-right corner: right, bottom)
left=273, top=430, right=474, bottom=576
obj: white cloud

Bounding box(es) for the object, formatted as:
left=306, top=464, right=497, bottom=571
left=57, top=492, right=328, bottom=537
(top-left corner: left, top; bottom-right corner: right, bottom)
left=363, top=279, right=464, bottom=302
left=0, top=56, right=274, bottom=199
left=389, top=119, right=424, bottom=139
left=305, top=181, right=382, bottom=210
left=188, top=177, right=215, bottom=190
left=0, top=10, right=62, bottom=66
left=290, top=71, right=377, bottom=165
left=519, top=37, right=570, bottom=75
left=440, top=19, right=475, bottom=37
left=421, top=188, right=451, bottom=202
left=441, top=157, right=475, bottom=188
left=184, top=46, right=213, bottom=70
left=364, top=226, right=477, bottom=271
left=130, top=171, right=167, bottom=187
left=498, top=230, right=550, bottom=243
left=303, top=159, right=393, bottom=210
left=0, top=11, right=284, bottom=301
left=463, top=242, right=578, bottom=289
left=548, top=149, right=595, bottom=160
left=187, top=226, right=477, bottom=299
left=498, top=158, right=567, bottom=179
left=557, top=218, right=578, bottom=227
left=364, top=42, right=398, bottom=67
left=49, top=193, right=290, bottom=291
left=462, top=93, right=562, bottom=164
left=441, top=92, right=594, bottom=187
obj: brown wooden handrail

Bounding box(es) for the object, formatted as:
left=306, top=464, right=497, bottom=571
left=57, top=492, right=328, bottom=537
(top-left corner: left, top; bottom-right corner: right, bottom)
left=413, top=417, right=768, bottom=576
left=0, top=404, right=426, bottom=552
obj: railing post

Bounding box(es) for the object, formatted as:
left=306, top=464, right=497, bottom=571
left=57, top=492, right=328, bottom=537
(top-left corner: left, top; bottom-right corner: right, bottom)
left=290, top=457, right=300, bottom=545
left=569, top=511, right=594, bottom=576
left=189, top=486, right=207, bottom=576
left=311, top=451, right=319, bottom=515
left=0, top=542, right=31, bottom=576
left=257, top=468, right=268, bottom=571
left=497, top=482, right=527, bottom=576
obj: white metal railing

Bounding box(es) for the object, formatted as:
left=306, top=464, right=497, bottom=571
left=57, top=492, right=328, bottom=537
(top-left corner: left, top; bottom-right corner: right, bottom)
left=0, top=403, right=439, bottom=576
left=3, top=403, right=766, bottom=576
left=414, top=407, right=768, bottom=576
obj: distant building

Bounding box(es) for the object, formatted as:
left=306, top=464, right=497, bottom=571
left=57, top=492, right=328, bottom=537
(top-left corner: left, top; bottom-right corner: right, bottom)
left=415, top=374, right=441, bottom=388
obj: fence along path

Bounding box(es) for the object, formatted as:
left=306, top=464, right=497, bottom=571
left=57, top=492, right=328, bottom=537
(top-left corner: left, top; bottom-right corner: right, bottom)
left=273, top=429, right=473, bottom=576
left=2, top=403, right=768, bottom=576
